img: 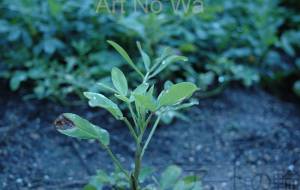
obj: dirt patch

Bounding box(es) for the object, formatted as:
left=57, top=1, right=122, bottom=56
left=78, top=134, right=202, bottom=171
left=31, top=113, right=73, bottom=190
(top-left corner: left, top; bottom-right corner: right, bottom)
left=1, top=86, right=300, bottom=190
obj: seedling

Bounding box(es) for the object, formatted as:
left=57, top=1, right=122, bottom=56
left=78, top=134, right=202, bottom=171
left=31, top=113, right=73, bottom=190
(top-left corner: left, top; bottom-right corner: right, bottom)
left=54, top=41, right=200, bottom=189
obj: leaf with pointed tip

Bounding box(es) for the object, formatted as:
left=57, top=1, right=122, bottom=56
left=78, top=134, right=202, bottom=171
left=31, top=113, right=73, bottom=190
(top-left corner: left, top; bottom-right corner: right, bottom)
left=84, top=92, right=123, bottom=120
left=54, top=113, right=109, bottom=146
left=130, top=83, right=150, bottom=101
left=158, top=82, right=198, bottom=106
left=133, top=83, right=149, bottom=94
left=107, top=40, right=143, bottom=77
left=111, top=67, right=128, bottom=96
left=147, top=85, right=154, bottom=96
left=137, top=42, right=151, bottom=71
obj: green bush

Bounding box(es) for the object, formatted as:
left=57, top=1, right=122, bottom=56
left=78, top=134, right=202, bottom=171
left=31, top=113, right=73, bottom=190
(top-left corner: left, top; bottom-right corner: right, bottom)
left=1, top=0, right=133, bottom=101
left=1, top=0, right=300, bottom=100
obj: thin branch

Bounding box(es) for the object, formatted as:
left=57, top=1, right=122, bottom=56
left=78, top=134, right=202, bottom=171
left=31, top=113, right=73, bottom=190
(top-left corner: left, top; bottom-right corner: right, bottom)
left=103, top=145, right=130, bottom=179
left=141, top=116, right=161, bottom=158
left=123, top=117, right=139, bottom=144
left=31, top=179, right=87, bottom=189
left=128, top=103, right=139, bottom=132
left=71, top=140, right=92, bottom=175
left=139, top=113, right=153, bottom=142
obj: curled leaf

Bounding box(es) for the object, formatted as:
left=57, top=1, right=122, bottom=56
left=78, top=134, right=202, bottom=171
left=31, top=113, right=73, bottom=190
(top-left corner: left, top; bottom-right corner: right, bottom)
left=54, top=113, right=110, bottom=146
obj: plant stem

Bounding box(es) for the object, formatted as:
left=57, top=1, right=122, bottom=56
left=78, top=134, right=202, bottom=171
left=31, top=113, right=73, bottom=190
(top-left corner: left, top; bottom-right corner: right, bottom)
left=131, top=144, right=142, bottom=190
left=128, top=103, right=139, bottom=132
left=142, top=73, right=149, bottom=84
left=138, top=113, right=153, bottom=142
left=103, top=145, right=130, bottom=179
left=123, top=117, right=139, bottom=143
left=141, top=116, right=161, bottom=158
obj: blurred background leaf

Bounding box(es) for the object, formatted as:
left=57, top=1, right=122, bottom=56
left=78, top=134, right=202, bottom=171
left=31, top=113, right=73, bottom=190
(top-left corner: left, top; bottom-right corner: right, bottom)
left=0, top=0, right=299, bottom=102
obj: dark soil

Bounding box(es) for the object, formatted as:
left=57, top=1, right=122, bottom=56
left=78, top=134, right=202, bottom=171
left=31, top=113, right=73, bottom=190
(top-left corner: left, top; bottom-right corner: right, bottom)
left=1, top=86, right=300, bottom=190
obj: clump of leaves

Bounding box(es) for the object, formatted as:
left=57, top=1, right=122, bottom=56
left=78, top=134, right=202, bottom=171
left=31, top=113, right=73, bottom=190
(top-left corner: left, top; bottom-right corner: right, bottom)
left=54, top=41, right=201, bottom=189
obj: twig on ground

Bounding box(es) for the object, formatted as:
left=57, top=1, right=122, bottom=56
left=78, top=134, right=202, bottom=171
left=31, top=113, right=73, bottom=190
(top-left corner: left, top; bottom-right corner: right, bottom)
left=70, top=140, right=93, bottom=175
left=30, top=179, right=87, bottom=189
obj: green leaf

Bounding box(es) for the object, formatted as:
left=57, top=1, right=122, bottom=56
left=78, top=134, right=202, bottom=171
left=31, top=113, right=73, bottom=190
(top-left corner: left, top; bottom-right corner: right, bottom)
left=111, top=67, right=128, bottom=96
left=158, top=82, right=198, bottom=106
left=150, top=47, right=173, bottom=72
left=139, top=167, right=155, bottom=183
left=47, top=0, right=62, bottom=16
left=164, top=80, right=174, bottom=90
left=83, top=185, right=98, bottom=190
left=294, top=80, right=300, bottom=97
left=114, top=94, right=132, bottom=103
left=10, top=71, right=27, bottom=91
left=174, top=100, right=199, bottom=111
left=54, top=113, right=110, bottom=146
left=189, top=182, right=203, bottom=190
left=183, top=175, right=199, bottom=183
left=160, top=165, right=182, bottom=189
left=84, top=92, right=123, bottom=120
left=134, top=94, right=158, bottom=112
left=130, top=83, right=149, bottom=101
left=148, top=85, right=154, bottom=96
left=133, top=83, right=149, bottom=94
left=174, top=181, right=202, bottom=190
left=84, top=170, right=111, bottom=190
left=97, top=83, right=118, bottom=94
left=281, top=36, right=295, bottom=56
left=150, top=55, right=188, bottom=78
left=107, top=40, right=144, bottom=77
left=198, top=72, right=215, bottom=90
left=174, top=181, right=186, bottom=190
left=137, top=42, right=151, bottom=71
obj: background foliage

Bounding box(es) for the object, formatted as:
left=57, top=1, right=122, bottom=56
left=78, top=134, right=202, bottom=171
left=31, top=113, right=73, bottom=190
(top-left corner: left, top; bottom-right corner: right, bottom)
left=1, top=0, right=300, bottom=101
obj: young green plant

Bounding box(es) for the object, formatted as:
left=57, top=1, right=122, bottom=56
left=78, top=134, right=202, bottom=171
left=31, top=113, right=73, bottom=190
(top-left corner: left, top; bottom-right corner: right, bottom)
left=54, top=41, right=199, bottom=189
